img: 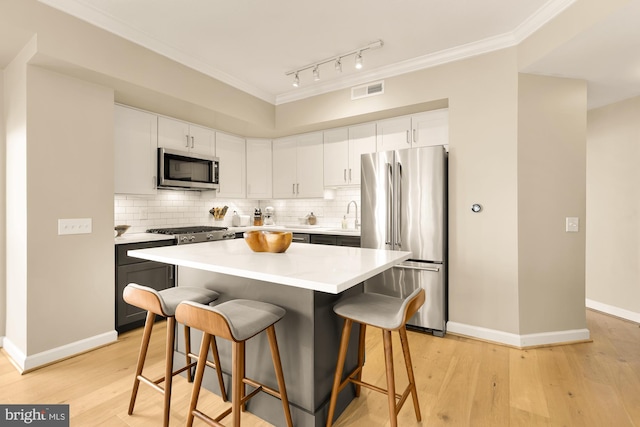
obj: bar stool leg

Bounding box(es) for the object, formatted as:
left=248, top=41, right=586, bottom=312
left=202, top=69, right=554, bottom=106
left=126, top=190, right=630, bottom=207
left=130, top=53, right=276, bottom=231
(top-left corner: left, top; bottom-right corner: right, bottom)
left=266, top=325, right=293, bottom=427
left=185, top=325, right=193, bottom=382
left=128, top=311, right=156, bottom=415
left=326, top=318, right=353, bottom=427
left=185, top=325, right=227, bottom=401
left=186, top=332, right=211, bottom=427
left=232, top=341, right=244, bottom=427
left=163, top=317, right=176, bottom=427
left=355, top=324, right=366, bottom=397
left=382, top=329, right=397, bottom=427
left=399, top=326, right=422, bottom=421
left=210, top=336, right=228, bottom=401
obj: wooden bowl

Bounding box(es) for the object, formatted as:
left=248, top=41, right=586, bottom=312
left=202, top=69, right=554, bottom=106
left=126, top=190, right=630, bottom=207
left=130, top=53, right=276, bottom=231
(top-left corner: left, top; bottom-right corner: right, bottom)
left=243, top=230, right=292, bottom=253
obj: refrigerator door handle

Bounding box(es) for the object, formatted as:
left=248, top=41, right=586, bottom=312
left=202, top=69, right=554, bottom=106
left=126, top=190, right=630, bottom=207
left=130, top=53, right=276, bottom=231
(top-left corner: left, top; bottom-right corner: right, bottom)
left=394, top=264, right=440, bottom=272
left=386, top=162, right=393, bottom=246
left=396, top=161, right=402, bottom=249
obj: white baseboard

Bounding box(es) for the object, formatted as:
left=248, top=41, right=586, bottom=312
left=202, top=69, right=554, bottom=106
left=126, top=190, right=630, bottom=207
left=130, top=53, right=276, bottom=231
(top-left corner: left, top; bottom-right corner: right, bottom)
left=586, top=299, right=640, bottom=323
left=446, top=321, right=590, bottom=348
left=0, top=335, right=4, bottom=348
left=2, top=331, right=118, bottom=373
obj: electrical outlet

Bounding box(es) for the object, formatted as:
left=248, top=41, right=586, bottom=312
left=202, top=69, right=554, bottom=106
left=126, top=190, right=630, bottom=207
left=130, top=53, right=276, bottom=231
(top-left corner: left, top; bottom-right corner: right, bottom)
left=58, top=218, right=92, bottom=235
left=565, top=217, right=579, bottom=233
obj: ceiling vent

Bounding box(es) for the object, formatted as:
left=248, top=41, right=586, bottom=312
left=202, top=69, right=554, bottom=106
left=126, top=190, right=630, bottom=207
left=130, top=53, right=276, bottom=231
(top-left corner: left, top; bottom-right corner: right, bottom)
left=351, top=81, right=384, bottom=100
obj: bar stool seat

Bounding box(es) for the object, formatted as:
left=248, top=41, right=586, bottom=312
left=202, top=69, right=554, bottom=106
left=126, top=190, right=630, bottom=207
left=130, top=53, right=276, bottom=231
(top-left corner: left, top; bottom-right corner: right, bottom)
left=326, top=288, right=426, bottom=427
left=123, top=283, right=227, bottom=427
left=176, top=299, right=293, bottom=427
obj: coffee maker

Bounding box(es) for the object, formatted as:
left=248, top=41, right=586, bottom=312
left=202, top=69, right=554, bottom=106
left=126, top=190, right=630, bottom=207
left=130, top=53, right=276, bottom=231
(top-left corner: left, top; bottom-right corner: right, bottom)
left=263, top=206, right=275, bottom=225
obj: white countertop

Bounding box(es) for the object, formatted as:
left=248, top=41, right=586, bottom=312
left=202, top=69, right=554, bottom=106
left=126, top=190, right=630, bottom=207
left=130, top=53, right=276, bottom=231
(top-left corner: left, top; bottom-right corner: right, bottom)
left=128, top=239, right=409, bottom=294
left=229, top=225, right=360, bottom=237
left=114, top=232, right=175, bottom=245
left=115, top=226, right=359, bottom=245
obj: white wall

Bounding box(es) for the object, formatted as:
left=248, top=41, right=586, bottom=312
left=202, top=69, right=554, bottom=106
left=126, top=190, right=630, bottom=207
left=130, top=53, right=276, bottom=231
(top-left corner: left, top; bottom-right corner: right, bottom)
left=517, top=74, right=587, bottom=335
left=4, top=38, right=33, bottom=355
left=4, top=41, right=117, bottom=370
left=586, top=96, right=640, bottom=322
left=0, top=68, right=5, bottom=342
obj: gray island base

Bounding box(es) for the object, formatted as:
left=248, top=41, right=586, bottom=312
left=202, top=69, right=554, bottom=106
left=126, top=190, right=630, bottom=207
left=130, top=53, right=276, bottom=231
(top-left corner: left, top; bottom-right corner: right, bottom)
left=128, top=239, right=411, bottom=426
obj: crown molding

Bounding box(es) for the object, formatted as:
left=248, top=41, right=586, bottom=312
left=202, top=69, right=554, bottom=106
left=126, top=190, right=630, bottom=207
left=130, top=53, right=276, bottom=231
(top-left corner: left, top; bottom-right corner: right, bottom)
left=39, top=0, right=575, bottom=106
left=276, top=0, right=576, bottom=105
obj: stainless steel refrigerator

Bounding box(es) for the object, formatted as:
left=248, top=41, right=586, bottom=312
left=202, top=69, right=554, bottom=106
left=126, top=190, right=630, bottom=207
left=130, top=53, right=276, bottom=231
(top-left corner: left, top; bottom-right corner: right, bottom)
left=361, top=145, right=447, bottom=336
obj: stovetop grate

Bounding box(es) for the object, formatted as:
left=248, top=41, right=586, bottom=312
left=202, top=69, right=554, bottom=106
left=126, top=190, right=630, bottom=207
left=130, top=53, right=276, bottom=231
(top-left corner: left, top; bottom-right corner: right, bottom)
left=147, top=226, right=228, bottom=235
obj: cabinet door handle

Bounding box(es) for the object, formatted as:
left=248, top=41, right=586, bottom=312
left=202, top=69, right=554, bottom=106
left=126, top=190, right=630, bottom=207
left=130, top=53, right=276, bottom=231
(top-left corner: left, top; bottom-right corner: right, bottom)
left=185, top=135, right=189, bottom=148
left=344, top=169, right=347, bottom=182
left=153, top=176, right=156, bottom=189
left=297, top=183, right=299, bottom=194
left=191, top=136, right=195, bottom=148
left=413, top=129, right=417, bottom=143
left=292, top=183, right=296, bottom=195
left=349, top=168, right=352, bottom=182
left=406, top=130, right=410, bottom=144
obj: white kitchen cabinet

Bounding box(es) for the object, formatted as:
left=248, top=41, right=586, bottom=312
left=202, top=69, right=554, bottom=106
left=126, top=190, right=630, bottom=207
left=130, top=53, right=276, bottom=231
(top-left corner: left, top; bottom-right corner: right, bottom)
left=246, top=138, right=272, bottom=199
left=324, top=123, right=376, bottom=186
left=411, top=109, right=449, bottom=148
left=376, top=109, right=449, bottom=151
left=273, top=132, right=324, bottom=198
left=157, top=116, right=215, bottom=156
left=114, top=104, right=158, bottom=195
left=272, top=137, right=298, bottom=198
left=215, top=132, right=246, bottom=198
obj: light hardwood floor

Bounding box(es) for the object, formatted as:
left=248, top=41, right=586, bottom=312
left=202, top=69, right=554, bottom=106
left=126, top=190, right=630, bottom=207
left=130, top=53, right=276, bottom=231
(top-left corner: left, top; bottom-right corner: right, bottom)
left=1, top=309, right=639, bottom=426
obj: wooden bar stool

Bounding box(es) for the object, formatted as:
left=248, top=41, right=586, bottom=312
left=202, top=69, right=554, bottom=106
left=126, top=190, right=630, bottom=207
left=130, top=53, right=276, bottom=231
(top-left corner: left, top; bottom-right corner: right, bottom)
left=123, top=283, right=227, bottom=427
left=175, top=299, right=293, bottom=427
left=326, top=288, right=426, bottom=427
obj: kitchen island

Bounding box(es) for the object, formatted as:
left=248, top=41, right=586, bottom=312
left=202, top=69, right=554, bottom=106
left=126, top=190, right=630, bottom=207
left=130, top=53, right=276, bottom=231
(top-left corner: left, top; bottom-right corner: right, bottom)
left=128, top=239, right=410, bottom=427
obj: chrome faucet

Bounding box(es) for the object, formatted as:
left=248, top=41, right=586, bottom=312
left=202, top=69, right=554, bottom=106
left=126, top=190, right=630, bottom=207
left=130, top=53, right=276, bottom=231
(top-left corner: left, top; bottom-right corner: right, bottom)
left=347, top=200, right=359, bottom=229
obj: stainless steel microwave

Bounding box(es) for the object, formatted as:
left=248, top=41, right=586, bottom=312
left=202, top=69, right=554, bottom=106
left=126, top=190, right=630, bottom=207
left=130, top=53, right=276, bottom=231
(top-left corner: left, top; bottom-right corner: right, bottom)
left=157, top=148, right=219, bottom=190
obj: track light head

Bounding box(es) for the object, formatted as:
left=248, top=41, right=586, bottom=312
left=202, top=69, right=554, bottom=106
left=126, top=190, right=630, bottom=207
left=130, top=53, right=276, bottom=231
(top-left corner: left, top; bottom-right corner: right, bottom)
left=292, top=72, right=300, bottom=87
left=335, top=58, right=342, bottom=73
left=313, top=66, right=320, bottom=81
left=355, top=52, right=363, bottom=69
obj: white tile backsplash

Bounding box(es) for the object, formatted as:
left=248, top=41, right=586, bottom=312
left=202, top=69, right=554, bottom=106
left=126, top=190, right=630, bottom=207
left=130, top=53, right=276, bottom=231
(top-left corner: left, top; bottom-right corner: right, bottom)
left=114, top=187, right=361, bottom=233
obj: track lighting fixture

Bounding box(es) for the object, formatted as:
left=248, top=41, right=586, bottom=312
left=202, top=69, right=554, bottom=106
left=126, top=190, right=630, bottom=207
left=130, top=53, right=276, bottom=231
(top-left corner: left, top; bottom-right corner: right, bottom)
left=355, top=51, right=363, bottom=69
left=335, top=58, right=342, bottom=73
left=286, top=39, right=383, bottom=87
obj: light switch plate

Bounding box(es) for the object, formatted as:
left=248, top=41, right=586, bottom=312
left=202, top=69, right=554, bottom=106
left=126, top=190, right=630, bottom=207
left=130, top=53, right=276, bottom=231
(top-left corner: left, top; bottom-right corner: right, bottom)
left=565, top=217, right=579, bottom=233
left=58, top=218, right=92, bottom=235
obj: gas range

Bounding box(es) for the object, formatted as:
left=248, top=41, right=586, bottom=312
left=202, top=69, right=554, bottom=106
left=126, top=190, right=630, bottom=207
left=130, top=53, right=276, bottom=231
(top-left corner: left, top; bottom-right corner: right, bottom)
left=147, top=226, right=236, bottom=245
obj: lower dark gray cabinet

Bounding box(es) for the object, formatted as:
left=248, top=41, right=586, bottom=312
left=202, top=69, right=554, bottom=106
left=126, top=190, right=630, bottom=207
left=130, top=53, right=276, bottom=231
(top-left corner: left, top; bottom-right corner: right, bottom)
left=310, top=234, right=360, bottom=247
left=115, top=241, right=175, bottom=333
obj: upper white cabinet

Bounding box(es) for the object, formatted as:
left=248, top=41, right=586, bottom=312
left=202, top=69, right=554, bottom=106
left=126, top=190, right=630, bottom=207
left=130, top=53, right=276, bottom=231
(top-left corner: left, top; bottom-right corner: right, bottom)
left=273, top=132, right=324, bottom=198
left=376, top=109, right=449, bottom=151
left=114, top=105, right=158, bottom=195
left=246, top=138, right=272, bottom=199
left=324, top=123, right=376, bottom=187
left=215, top=132, right=246, bottom=199
left=411, top=109, right=449, bottom=148
left=157, top=116, right=215, bottom=156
